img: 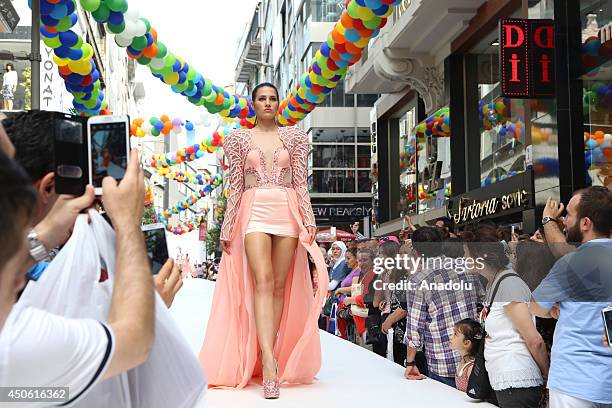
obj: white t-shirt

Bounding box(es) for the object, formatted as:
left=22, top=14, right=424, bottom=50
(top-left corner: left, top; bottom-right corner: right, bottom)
left=0, top=304, right=114, bottom=406
left=2, top=71, right=17, bottom=89
left=484, top=270, right=543, bottom=391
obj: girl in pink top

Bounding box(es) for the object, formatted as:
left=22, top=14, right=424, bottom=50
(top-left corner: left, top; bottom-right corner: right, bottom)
left=199, top=83, right=328, bottom=399
left=450, top=318, right=483, bottom=392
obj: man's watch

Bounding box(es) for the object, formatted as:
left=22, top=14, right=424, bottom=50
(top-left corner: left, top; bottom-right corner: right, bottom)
left=27, top=229, right=51, bottom=263
left=403, top=359, right=416, bottom=368
left=541, top=216, right=556, bottom=226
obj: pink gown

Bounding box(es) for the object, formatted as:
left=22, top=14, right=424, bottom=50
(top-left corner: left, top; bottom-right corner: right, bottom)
left=199, top=126, right=329, bottom=389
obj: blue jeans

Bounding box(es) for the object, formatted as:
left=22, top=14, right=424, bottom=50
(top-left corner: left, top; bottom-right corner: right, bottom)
left=429, top=372, right=456, bottom=388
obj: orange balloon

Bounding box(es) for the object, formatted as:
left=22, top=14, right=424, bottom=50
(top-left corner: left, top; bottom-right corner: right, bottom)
left=341, top=13, right=355, bottom=29
left=160, top=114, right=169, bottom=122
left=215, top=93, right=224, bottom=106
left=149, top=27, right=158, bottom=42
left=143, top=44, right=158, bottom=59
left=345, top=42, right=362, bottom=55
left=331, top=30, right=346, bottom=44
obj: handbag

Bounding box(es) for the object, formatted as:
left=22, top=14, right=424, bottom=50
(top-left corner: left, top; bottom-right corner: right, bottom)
left=337, top=303, right=352, bottom=320
left=365, top=311, right=386, bottom=345
left=322, top=292, right=334, bottom=316
left=350, top=281, right=369, bottom=318
left=466, top=272, right=518, bottom=402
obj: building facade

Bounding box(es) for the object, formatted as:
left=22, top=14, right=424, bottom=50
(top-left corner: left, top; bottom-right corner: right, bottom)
left=347, top=0, right=611, bottom=235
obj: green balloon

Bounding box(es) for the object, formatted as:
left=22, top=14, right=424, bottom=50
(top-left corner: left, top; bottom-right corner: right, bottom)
left=203, top=89, right=216, bottom=102
left=137, top=56, right=151, bottom=65
left=80, top=0, right=101, bottom=12
left=174, top=81, right=188, bottom=92
left=55, top=15, right=74, bottom=32
left=131, top=36, right=148, bottom=51
left=42, top=35, right=61, bottom=48
left=84, top=98, right=97, bottom=109
left=140, top=18, right=151, bottom=33
left=91, top=3, right=110, bottom=22
left=221, top=99, right=231, bottom=110
left=160, top=65, right=173, bottom=76
left=107, top=21, right=126, bottom=34
left=156, top=42, right=168, bottom=59
left=92, top=81, right=100, bottom=90
left=105, top=0, right=128, bottom=13
left=164, top=54, right=176, bottom=67
left=201, top=81, right=212, bottom=97
left=186, top=67, right=196, bottom=81
left=363, top=16, right=382, bottom=30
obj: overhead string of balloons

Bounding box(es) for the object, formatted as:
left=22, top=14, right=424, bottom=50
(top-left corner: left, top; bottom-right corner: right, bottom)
left=76, top=0, right=402, bottom=126
left=163, top=209, right=208, bottom=235
left=157, top=186, right=216, bottom=225
left=34, top=0, right=109, bottom=115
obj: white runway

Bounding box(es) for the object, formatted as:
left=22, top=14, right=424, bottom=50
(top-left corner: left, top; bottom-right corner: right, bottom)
left=170, top=279, right=494, bottom=408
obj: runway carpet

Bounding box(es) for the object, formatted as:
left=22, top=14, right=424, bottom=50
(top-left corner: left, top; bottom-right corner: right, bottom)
left=170, top=279, right=494, bottom=407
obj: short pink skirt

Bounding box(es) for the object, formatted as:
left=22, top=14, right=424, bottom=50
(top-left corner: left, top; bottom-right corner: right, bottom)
left=245, top=187, right=299, bottom=237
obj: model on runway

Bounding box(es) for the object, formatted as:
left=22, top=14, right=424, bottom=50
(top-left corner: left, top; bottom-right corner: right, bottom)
left=199, top=83, right=329, bottom=399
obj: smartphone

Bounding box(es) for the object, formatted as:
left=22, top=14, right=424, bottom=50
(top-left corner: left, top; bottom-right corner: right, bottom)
left=88, top=115, right=131, bottom=196
left=53, top=113, right=88, bottom=195
left=142, top=223, right=169, bottom=275
left=603, top=306, right=612, bottom=347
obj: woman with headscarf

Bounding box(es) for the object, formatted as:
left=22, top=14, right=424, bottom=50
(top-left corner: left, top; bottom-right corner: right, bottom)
left=328, top=241, right=350, bottom=291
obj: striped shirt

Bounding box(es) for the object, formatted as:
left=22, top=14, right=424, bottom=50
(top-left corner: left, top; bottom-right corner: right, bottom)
left=404, top=257, right=484, bottom=377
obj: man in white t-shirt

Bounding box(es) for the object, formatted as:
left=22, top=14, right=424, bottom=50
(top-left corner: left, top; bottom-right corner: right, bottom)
left=0, top=149, right=155, bottom=406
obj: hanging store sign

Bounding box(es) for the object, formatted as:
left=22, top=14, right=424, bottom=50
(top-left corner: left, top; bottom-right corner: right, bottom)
left=500, top=18, right=555, bottom=99
left=0, top=0, right=19, bottom=33
left=312, top=203, right=373, bottom=222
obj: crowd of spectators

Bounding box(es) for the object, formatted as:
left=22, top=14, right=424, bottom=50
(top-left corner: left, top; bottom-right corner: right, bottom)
left=320, top=188, right=612, bottom=407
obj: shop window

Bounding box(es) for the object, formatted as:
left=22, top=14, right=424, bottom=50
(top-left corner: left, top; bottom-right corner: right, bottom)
left=357, top=145, right=371, bottom=168
left=311, top=127, right=355, bottom=143
left=470, top=29, right=528, bottom=187
left=356, top=94, right=379, bottom=107
left=357, top=127, right=370, bottom=142
left=580, top=0, right=612, bottom=188
left=311, top=0, right=343, bottom=22
left=311, top=145, right=355, bottom=168
left=357, top=170, right=371, bottom=192
left=309, top=169, right=356, bottom=193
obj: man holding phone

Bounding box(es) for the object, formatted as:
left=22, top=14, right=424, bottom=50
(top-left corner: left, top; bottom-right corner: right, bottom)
left=530, top=186, right=612, bottom=407
left=0, top=149, right=158, bottom=405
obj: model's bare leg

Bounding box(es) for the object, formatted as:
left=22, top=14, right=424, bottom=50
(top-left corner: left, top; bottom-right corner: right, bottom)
left=244, top=232, right=276, bottom=380
left=270, top=235, right=298, bottom=343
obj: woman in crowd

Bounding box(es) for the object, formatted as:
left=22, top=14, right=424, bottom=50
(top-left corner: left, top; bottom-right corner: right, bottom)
left=378, top=239, right=408, bottom=365
left=342, top=249, right=385, bottom=355
left=328, top=241, right=350, bottom=290
left=464, top=225, right=549, bottom=408
left=333, top=248, right=361, bottom=339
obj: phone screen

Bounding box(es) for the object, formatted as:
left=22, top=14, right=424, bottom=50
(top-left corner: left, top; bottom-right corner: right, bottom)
left=604, top=308, right=612, bottom=344
left=90, top=122, right=128, bottom=188
left=54, top=115, right=87, bottom=195
left=142, top=226, right=169, bottom=275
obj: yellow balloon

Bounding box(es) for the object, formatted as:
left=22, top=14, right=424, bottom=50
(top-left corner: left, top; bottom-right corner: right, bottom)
left=357, top=6, right=375, bottom=20
left=336, top=23, right=346, bottom=36
left=164, top=72, right=179, bottom=85
left=54, top=55, right=70, bottom=67
left=355, top=36, right=370, bottom=48
left=219, top=108, right=230, bottom=117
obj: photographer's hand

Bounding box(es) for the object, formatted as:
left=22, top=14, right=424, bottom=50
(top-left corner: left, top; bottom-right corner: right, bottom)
left=35, top=185, right=96, bottom=249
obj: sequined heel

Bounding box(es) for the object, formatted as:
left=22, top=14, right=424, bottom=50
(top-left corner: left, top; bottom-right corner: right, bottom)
left=263, top=360, right=279, bottom=399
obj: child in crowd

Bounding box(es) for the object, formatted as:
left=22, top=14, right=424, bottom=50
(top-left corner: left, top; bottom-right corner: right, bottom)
left=450, top=318, right=483, bottom=392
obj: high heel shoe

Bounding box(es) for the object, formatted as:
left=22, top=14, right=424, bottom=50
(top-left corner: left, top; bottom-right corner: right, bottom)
left=262, top=359, right=279, bottom=399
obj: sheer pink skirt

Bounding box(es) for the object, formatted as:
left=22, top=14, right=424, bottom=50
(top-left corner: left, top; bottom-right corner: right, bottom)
left=245, top=187, right=299, bottom=237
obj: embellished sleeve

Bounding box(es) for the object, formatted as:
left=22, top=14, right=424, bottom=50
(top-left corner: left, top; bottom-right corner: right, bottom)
left=220, top=132, right=245, bottom=241
left=290, top=129, right=316, bottom=228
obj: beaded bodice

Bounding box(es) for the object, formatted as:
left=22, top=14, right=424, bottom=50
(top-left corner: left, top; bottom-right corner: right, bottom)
left=219, top=126, right=316, bottom=241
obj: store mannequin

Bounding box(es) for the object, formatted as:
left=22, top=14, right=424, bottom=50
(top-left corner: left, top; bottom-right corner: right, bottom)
left=2, top=64, right=18, bottom=111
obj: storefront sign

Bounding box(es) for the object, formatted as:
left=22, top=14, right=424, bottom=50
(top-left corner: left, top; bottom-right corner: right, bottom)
left=0, top=0, right=19, bottom=33
left=447, top=172, right=534, bottom=225
left=312, top=203, right=372, bottom=222
left=500, top=19, right=555, bottom=98
left=448, top=190, right=529, bottom=224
